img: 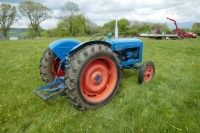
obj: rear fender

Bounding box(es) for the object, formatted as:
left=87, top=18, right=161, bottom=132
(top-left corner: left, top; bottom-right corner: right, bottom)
left=49, top=39, right=80, bottom=62
left=69, top=40, right=112, bottom=56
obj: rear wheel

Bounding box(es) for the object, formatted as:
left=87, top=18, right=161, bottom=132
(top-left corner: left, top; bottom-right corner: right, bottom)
left=40, top=49, right=65, bottom=83
left=65, top=44, right=121, bottom=110
left=138, top=61, right=155, bottom=84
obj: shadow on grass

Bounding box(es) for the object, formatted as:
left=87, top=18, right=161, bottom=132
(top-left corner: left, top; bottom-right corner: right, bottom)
left=122, top=69, right=138, bottom=79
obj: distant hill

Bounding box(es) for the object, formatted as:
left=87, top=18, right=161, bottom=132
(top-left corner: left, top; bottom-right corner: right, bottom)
left=0, top=28, right=45, bottom=39
left=0, top=28, right=28, bottom=39
left=9, top=28, right=29, bottom=37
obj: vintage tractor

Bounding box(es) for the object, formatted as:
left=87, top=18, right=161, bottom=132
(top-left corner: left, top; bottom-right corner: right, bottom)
left=35, top=34, right=155, bottom=110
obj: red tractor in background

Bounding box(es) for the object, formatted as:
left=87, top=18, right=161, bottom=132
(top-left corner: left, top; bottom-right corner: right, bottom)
left=167, top=17, right=197, bottom=38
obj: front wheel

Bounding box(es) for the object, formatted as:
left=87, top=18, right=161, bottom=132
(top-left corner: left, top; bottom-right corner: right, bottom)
left=138, top=61, right=155, bottom=84
left=65, top=44, right=121, bottom=110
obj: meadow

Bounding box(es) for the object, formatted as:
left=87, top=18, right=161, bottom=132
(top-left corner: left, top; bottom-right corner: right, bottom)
left=0, top=37, right=199, bottom=132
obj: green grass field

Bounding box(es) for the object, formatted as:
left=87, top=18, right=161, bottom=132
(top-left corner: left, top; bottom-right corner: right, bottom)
left=0, top=37, right=200, bottom=133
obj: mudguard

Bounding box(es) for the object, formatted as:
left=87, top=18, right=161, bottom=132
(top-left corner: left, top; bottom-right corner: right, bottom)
left=69, top=40, right=112, bottom=55
left=49, top=39, right=80, bottom=61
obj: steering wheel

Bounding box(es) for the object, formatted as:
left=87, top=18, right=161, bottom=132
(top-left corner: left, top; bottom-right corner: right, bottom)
left=90, top=34, right=105, bottom=41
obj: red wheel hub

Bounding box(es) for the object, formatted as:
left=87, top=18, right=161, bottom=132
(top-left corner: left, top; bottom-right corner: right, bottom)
left=81, top=57, right=117, bottom=103
left=144, top=66, right=153, bottom=81
left=51, top=58, right=65, bottom=78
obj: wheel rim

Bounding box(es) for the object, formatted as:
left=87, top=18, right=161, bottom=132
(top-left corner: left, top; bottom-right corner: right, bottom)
left=51, top=57, right=65, bottom=77
left=80, top=57, right=117, bottom=103
left=144, top=66, right=154, bottom=81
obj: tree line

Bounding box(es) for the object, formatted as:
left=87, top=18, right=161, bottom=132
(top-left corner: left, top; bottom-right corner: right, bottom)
left=0, top=1, right=199, bottom=39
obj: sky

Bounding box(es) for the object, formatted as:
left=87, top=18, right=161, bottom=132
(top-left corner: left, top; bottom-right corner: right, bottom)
left=0, top=0, right=200, bottom=29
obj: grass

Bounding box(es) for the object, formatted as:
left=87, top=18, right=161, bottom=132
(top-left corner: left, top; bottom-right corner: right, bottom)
left=0, top=37, right=200, bottom=133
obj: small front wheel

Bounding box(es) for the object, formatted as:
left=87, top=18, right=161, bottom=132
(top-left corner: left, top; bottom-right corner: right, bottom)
left=138, top=61, right=155, bottom=84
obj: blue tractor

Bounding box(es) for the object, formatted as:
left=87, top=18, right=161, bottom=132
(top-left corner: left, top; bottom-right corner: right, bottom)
left=35, top=34, right=155, bottom=110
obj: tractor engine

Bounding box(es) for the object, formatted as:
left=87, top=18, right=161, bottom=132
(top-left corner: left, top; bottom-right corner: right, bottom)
left=117, top=48, right=139, bottom=62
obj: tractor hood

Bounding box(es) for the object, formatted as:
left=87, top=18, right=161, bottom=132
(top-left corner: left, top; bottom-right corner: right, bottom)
left=107, top=38, right=142, bottom=45
left=106, top=38, right=143, bottom=51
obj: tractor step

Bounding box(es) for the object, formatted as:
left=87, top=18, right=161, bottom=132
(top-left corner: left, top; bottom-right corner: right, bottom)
left=34, top=77, right=65, bottom=100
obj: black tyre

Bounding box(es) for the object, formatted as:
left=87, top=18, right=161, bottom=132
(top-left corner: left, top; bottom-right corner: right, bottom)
left=138, top=61, right=155, bottom=84
left=39, top=49, right=65, bottom=84
left=65, top=44, right=121, bottom=110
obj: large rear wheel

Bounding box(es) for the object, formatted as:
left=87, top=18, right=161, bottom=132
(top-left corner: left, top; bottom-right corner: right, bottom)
left=65, top=44, right=121, bottom=110
left=39, top=49, right=65, bottom=83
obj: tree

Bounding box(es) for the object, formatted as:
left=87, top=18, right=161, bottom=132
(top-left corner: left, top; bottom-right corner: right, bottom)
left=61, top=1, right=80, bottom=36
left=118, top=19, right=130, bottom=35
left=18, top=0, right=52, bottom=37
left=100, top=19, right=130, bottom=36
left=27, top=24, right=42, bottom=38
left=85, top=18, right=100, bottom=35
left=100, top=19, right=171, bottom=36
left=42, top=15, right=100, bottom=37
left=192, top=23, right=200, bottom=35
left=0, top=3, right=17, bottom=39
left=41, top=28, right=56, bottom=37
left=61, top=1, right=79, bottom=18
left=100, top=20, right=115, bottom=35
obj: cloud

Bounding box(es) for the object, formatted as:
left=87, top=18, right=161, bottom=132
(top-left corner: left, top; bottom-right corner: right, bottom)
left=0, top=0, right=24, bottom=3
left=40, top=18, right=59, bottom=29
left=73, top=0, right=200, bottom=25
left=0, top=0, right=46, bottom=4
left=1, top=0, right=200, bottom=29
